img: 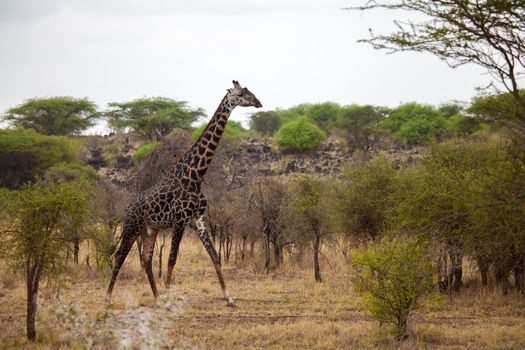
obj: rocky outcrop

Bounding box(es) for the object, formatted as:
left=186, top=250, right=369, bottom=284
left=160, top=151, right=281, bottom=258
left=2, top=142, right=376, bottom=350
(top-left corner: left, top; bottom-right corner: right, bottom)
left=95, top=131, right=425, bottom=192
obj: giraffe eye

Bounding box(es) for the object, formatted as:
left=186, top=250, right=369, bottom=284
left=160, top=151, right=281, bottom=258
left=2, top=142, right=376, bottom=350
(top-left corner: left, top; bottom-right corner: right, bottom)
left=238, top=92, right=245, bottom=97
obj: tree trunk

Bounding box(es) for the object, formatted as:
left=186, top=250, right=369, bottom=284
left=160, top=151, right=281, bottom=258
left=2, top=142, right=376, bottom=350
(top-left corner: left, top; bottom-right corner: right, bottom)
left=241, top=235, right=247, bottom=261
left=225, top=232, right=232, bottom=261
left=73, top=238, right=80, bottom=264
left=273, top=236, right=283, bottom=267
left=495, top=265, right=510, bottom=294
left=476, top=256, right=490, bottom=287
left=218, top=227, right=224, bottom=263
left=264, top=235, right=271, bottom=274
left=26, top=285, right=37, bottom=340
left=514, top=266, right=524, bottom=292
left=437, top=248, right=450, bottom=292
left=26, top=257, right=43, bottom=341
left=250, top=240, right=255, bottom=257
left=313, top=234, right=322, bottom=282
left=449, top=247, right=463, bottom=292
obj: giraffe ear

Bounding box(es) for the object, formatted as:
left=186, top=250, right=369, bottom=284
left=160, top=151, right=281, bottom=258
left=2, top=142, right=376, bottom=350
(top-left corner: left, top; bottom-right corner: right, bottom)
left=227, top=88, right=233, bottom=93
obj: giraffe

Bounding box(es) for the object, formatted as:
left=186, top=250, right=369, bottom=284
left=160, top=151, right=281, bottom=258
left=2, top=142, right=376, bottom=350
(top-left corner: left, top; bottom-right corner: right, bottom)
left=106, top=80, right=262, bottom=307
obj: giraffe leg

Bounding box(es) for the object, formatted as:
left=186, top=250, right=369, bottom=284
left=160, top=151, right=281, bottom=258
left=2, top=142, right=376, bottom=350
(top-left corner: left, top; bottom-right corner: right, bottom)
left=165, top=224, right=185, bottom=289
left=106, top=225, right=138, bottom=303
left=195, top=216, right=236, bottom=307
left=142, top=227, right=160, bottom=299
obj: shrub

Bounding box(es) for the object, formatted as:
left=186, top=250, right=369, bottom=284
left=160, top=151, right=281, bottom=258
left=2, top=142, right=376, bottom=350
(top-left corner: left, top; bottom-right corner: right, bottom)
left=0, top=179, right=93, bottom=340
left=383, top=103, right=447, bottom=144
left=132, top=142, right=160, bottom=162
left=334, top=156, right=396, bottom=240
left=249, top=111, right=282, bottom=135
left=275, top=117, right=326, bottom=151
left=305, top=102, right=340, bottom=130
left=0, top=128, right=77, bottom=188
left=351, top=236, right=436, bottom=341
left=445, top=115, right=489, bottom=135
left=276, top=104, right=309, bottom=124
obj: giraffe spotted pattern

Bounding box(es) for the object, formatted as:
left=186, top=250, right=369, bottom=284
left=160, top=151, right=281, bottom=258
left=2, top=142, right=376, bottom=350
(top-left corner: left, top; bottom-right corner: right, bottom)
left=106, top=81, right=262, bottom=307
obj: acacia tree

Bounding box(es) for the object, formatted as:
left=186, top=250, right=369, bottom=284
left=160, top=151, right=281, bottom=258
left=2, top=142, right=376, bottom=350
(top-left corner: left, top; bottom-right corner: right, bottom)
left=249, top=111, right=282, bottom=135
left=291, top=175, right=331, bottom=282
left=337, top=104, right=386, bottom=153
left=350, top=1, right=525, bottom=119
left=334, top=156, right=396, bottom=241
left=248, top=177, right=292, bottom=273
left=0, top=179, right=91, bottom=340
left=3, top=97, right=98, bottom=135
left=106, top=97, right=204, bottom=141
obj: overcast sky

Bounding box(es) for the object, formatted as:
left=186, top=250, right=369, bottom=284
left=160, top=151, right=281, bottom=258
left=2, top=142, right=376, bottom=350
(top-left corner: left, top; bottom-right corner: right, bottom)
left=0, top=0, right=492, bottom=132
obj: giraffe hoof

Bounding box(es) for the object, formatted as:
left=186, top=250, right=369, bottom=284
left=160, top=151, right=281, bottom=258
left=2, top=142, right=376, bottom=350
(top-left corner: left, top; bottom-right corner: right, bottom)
left=226, top=300, right=237, bottom=308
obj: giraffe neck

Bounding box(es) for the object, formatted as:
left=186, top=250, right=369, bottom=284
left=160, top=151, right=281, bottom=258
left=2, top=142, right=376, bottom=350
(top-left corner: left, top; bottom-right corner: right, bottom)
left=174, top=94, right=234, bottom=184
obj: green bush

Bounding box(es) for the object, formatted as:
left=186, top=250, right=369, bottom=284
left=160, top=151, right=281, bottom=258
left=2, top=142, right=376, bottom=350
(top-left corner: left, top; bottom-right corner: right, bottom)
left=0, top=128, right=77, bottom=188
left=305, top=102, right=340, bottom=130
left=445, top=115, right=489, bottom=136
left=351, top=236, right=436, bottom=341
left=191, top=120, right=250, bottom=140
left=249, top=111, right=282, bottom=135
left=334, top=156, right=396, bottom=240
left=44, top=163, right=99, bottom=183
left=275, top=117, right=326, bottom=151
left=132, top=142, right=160, bottom=162
left=276, top=104, right=309, bottom=124
left=384, top=103, right=447, bottom=144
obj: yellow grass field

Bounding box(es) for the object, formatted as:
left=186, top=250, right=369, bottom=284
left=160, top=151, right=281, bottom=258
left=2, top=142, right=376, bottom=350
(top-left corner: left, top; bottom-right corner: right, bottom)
left=1, top=234, right=525, bottom=349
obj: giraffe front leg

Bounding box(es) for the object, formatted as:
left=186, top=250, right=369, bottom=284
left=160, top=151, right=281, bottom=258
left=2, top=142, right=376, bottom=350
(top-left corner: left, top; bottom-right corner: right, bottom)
left=142, top=227, right=160, bottom=299
left=165, top=224, right=185, bottom=289
left=195, top=216, right=236, bottom=307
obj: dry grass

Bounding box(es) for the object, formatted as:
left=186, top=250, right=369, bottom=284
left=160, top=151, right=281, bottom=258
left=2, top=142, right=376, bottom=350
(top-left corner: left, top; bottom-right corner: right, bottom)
left=1, top=235, right=525, bottom=349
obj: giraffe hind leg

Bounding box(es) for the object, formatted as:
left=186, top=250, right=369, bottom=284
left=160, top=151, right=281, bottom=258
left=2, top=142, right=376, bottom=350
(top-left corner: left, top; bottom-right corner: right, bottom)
left=195, top=216, right=236, bottom=307
left=141, top=227, right=160, bottom=299
left=106, top=223, right=139, bottom=303
left=165, top=224, right=185, bottom=289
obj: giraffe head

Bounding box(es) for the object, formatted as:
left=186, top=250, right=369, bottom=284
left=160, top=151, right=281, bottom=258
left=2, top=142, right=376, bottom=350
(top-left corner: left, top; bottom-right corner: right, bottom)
left=227, top=80, right=262, bottom=108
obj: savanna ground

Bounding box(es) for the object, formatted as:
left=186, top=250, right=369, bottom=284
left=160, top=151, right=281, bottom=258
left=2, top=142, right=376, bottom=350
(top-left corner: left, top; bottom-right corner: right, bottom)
left=2, top=233, right=525, bottom=349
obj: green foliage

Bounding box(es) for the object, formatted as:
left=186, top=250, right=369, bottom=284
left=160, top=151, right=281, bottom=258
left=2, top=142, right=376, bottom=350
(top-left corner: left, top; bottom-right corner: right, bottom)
left=44, top=163, right=99, bottom=183
left=445, top=115, right=489, bottom=136
left=276, top=104, right=309, bottom=124
left=305, top=102, right=341, bottom=130
left=292, top=175, right=323, bottom=216
left=191, top=120, right=251, bottom=141
left=132, top=142, right=160, bottom=162
left=351, top=236, right=436, bottom=340
left=384, top=103, right=447, bottom=144
left=249, top=111, right=282, bottom=135
left=106, top=97, right=204, bottom=141
left=438, top=103, right=464, bottom=118
left=468, top=90, right=525, bottom=123
left=0, top=128, right=78, bottom=188
left=3, top=97, right=98, bottom=136
left=334, top=156, right=396, bottom=239
left=392, top=139, right=496, bottom=233
left=0, top=178, right=93, bottom=339
left=337, top=105, right=385, bottom=152
left=275, top=117, right=326, bottom=151
left=291, top=175, right=328, bottom=281
left=352, top=1, right=525, bottom=122
left=0, top=179, right=92, bottom=267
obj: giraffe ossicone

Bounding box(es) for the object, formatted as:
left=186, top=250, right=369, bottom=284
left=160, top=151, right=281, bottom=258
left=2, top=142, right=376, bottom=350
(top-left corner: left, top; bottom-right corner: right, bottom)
left=106, top=80, right=262, bottom=307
